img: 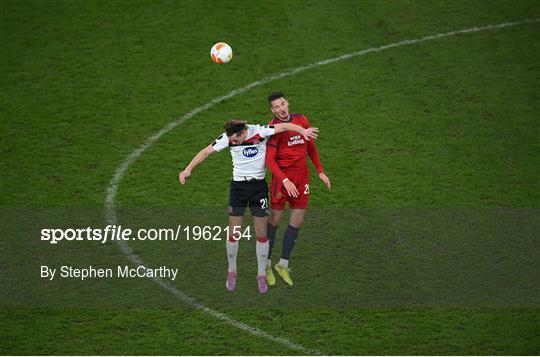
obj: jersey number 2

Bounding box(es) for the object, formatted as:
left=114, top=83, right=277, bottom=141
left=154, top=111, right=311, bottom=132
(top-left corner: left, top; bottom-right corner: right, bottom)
left=304, top=184, right=310, bottom=194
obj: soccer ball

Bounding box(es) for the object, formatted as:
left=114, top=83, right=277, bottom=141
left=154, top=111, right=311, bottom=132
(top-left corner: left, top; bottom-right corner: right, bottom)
left=210, top=42, right=233, bottom=64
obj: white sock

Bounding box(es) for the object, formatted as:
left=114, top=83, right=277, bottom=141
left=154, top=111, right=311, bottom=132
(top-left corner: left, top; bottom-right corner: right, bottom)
left=266, top=259, right=272, bottom=268
left=279, top=258, right=289, bottom=268
left=226, top=240, right=238, bottom=272
left=256, top=240, right=269, bottom=276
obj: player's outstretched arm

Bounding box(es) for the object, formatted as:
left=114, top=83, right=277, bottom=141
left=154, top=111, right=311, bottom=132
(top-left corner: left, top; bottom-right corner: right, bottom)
left=273, top=123, right=318, bottom=141
left=179, top=145, right=215, bottom=185
left=307, top=140, right=332, bottom=190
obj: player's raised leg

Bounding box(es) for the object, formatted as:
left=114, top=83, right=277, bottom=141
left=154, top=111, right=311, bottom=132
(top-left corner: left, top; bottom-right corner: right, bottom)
left=253, top=216, right=269, bottom=293
left=226, top=215, right=243, bottom=291
left=266, top=208, right=284, bottom=285
left=275, top=208, right=306, bottom=286
left=250, top=183, right=270, bottom=293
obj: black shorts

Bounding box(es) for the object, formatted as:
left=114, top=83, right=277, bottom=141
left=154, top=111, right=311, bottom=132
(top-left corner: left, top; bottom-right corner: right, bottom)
left=228, top=179, right=269, bottom=217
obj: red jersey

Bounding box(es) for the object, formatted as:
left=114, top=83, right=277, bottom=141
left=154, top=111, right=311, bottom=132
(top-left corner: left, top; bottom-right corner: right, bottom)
left=266, top=113, right=323, bottom=182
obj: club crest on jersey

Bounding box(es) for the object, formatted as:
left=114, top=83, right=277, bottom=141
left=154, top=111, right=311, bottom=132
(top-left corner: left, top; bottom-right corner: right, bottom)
left=243, top=147, right=259, bottom=157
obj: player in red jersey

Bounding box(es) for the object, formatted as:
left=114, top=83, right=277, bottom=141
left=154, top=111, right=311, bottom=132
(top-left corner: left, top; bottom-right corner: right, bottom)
left=264, top=92, right=332, bottom=286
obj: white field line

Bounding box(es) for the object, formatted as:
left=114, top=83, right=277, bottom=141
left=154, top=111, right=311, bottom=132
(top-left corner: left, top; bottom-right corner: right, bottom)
left=105, top=18, right=539, bottom=355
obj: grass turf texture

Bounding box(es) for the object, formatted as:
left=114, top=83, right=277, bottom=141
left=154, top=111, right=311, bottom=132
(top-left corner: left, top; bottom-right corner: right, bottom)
left=1, top=0, right=539, bottom=355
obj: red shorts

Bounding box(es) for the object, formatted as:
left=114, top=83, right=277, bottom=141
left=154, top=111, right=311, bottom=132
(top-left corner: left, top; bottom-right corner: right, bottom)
left=270, top=168, right=310, bottom=210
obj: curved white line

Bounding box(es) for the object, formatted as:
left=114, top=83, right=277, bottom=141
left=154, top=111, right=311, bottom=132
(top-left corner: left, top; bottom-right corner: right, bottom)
left=105, top=18, right=539, bottom=355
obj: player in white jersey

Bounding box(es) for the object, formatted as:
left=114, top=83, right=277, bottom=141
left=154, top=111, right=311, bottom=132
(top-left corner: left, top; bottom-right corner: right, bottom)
left=179, top=119, right=317, bottom=293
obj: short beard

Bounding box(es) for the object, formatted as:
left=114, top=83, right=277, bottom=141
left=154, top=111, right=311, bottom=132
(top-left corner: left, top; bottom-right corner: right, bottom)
left=277, top=112, right=289, bottom=120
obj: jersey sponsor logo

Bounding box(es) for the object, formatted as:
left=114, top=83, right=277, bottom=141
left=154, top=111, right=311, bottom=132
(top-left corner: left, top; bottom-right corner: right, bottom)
left=243, top=147, right=259, bottom=157
left=288, top=135, right=305, bottom=146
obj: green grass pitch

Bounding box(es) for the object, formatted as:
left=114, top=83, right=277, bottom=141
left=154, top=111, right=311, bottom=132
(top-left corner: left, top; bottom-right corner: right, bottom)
left=1, top=0, right=539, bottom=354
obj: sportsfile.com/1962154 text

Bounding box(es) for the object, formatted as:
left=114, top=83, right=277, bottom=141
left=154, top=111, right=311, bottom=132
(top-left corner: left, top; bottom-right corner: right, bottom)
left=40, top=225, right=252, bottom=244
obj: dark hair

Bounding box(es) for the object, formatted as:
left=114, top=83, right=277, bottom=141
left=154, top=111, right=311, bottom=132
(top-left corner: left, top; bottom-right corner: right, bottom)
left=224, top=119, right=247, bottom=136
left=267, top=91, right=286, bottom=105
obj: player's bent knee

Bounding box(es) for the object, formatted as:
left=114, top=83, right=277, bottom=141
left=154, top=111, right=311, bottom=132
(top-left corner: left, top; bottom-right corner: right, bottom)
left=254, top=228, right=266, bottom=238
left=290, top=217, right=304, bottom=228
left=268, top=212, right=283, bottom=226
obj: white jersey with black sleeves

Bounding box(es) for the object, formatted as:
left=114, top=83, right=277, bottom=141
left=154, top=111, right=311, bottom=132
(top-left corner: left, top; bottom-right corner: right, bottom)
left=212, top=124, right=275, bottom=181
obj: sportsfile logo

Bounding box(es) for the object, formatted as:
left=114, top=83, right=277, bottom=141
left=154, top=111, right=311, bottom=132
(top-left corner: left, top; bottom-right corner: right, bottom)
left=40, top=225, right=251, bottom=244
left=243, top=147, right=258, bottom=157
